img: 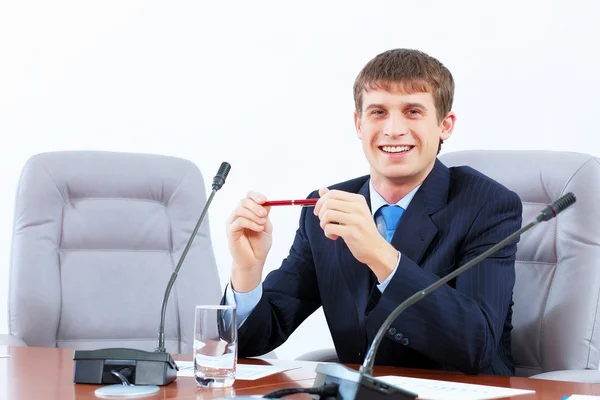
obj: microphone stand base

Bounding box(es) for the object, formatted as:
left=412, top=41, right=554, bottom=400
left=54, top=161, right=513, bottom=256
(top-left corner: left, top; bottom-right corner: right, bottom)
left=73, top=348, right=178, bottom=386
left=314, top=363, right=417, bottom=400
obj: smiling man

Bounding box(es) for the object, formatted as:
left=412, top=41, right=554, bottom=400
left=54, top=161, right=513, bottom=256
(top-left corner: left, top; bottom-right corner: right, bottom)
left=224, top=49, right=523, bottom=375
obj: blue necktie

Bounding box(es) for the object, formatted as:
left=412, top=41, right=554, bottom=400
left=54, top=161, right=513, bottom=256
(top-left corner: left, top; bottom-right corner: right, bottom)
left=379, top=205, right=404, bottom=242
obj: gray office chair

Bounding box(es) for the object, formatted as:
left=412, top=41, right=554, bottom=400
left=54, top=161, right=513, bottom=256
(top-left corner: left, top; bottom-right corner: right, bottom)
left=299, top=150, right=600, bottom=382
left=0, top=151, right=222, bottom=355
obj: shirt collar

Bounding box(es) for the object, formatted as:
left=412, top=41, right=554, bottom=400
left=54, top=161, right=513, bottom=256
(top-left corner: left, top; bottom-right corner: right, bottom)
left=369, top=180, right=421, bottom=216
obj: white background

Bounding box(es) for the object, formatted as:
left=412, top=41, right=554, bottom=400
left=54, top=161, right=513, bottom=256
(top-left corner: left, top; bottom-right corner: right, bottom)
left=0, top=0, right=599, bottom=361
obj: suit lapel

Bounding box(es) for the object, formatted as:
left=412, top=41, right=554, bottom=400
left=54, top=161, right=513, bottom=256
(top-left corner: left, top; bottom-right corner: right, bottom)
left=390, top=159, right=450, bottom=265
left=334, top=179, right=372, bottom=326
left=334, top=160, right=451, bottom=322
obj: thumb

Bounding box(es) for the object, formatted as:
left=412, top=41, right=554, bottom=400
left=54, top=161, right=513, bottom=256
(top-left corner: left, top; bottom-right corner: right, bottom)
left=314, top=186, right=330, bottom=216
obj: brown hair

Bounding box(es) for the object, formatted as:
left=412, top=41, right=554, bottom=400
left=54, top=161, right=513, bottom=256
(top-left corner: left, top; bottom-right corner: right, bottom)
left=353, top=48, right=454, bottom=124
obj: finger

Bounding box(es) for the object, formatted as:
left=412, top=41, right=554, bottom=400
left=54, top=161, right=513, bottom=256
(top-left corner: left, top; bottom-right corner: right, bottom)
left=319, top=209, right=357, bottom=231
left=263, top=217, right=274, bottom=235
left=228, top=215, right=265, bottom=235
left=226, top=199, right=262, bottom=225
left=322, top=222, right=346, bottom=241
left=315, top=189, right=365, bottom=214
left=247, top=192, right=272, bottom=215
left=318, top=198, right=363, bottom=224
left=323, top=189, right=359, bottom=201
left=247, top=190, right=267, bottom=203
left=240, top=197, right=269, bottom=218
left=232, top=204, right=268, bottom=226
left=318, top=199, right=348, bottom=224
left=314, top=186, right=330, bottom=216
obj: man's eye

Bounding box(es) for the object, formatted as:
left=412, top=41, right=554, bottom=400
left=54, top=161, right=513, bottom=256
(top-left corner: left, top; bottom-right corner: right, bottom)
left=407, top=109, right=421, bottom=115
left=372, top=110, right=385, bottom=115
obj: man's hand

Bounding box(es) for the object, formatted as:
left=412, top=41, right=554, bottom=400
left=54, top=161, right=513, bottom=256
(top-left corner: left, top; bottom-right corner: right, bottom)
left=226, top=191, right=273, bottom=292
left=314, top=187, right=399, bottom=282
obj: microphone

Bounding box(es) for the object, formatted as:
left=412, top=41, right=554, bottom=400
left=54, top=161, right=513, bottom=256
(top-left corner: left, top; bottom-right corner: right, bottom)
left=156, top=161, right=232, bottom=353
left=309, top=192, right=577, bottom=400
left=536, top=192, right=576, bottom=222
left=73, top=162, right=231, bottom=387
left=212, top=162, right=231, bottom=191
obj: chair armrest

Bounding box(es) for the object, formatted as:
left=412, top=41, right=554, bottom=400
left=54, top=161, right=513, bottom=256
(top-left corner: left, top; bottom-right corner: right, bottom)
left=530, top=369, right=600, bottom=383
left=295, top=348, right=338, bottom=362
left=0, top=334, right=28, bottom=347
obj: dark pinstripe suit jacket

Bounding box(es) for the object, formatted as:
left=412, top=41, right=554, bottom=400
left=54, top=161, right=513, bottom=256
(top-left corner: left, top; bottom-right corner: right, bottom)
left=236, top=159, right=522, bottom=375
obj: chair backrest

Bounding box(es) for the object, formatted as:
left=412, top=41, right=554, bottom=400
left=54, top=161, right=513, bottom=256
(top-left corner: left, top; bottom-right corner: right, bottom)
left=8, top=151, right=222, bottom=354
left=439, top=150, right=600, bottom=377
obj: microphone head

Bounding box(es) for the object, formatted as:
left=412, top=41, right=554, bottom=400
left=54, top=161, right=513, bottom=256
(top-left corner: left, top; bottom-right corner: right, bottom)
left=552, top=192, right=576, bottom=214
left=212, top=162, right=231, bottom=191
left=537, top=192, right=576, bottom=222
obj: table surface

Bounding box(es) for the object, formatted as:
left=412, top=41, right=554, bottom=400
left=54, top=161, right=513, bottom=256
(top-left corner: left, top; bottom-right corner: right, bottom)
left=2, top=346, right=600, bottom=399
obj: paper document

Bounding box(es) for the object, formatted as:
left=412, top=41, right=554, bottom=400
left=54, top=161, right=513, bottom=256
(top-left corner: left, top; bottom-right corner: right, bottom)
left=379, top=375, right=535, bottom=400
left=175, top=361, right=298, bottom=380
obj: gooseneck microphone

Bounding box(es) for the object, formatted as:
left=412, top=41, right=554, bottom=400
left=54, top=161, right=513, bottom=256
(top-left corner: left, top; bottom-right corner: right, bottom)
left=73, top=162, right=231, bottom=387
left=156, top=162, right=231, bottom=352
left=309, top=193, right=577, bottom=400
left=359, top=191, right=576, bottom=376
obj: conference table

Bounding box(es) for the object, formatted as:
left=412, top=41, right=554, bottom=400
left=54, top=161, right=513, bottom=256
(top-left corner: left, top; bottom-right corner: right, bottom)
left=2, top=346, right=600, bottom=399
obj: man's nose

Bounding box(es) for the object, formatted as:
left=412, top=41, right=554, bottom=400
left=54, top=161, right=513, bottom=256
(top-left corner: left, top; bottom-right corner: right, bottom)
left=382, top=115, right=408, bottom=137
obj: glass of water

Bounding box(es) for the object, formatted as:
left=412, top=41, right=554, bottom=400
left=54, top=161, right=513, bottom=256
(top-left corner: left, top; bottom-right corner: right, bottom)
left=193, top=304, right=237, bottom=388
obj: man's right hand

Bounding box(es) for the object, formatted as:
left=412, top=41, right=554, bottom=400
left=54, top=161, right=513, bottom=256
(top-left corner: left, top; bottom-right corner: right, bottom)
left=226, top=191, right=273, bottom=293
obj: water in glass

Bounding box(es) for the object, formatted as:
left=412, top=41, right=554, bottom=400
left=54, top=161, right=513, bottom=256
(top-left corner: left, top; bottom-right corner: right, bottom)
left=193, top=304, right=237, bottom=387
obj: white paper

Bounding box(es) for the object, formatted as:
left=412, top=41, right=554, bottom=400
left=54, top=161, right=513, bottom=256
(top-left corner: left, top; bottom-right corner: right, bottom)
left=175, top=361, right=299, bottom=380
left=378, top=375, right=535, bottom=400
left=563, top=396, right=600, bottom=399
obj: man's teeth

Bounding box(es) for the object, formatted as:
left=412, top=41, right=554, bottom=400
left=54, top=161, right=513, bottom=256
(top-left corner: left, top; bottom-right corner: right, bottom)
left=382, top=145, right=412, bottom=153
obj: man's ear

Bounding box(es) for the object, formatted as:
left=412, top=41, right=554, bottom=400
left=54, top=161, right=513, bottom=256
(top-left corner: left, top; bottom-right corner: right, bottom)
left=354, top=111, right=362, bottom=139
left=440, top=112, right=456, bottom=141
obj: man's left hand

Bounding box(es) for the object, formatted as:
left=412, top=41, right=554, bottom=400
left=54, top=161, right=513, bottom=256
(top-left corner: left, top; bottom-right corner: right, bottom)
left=314, top=187, right=399, bottom=282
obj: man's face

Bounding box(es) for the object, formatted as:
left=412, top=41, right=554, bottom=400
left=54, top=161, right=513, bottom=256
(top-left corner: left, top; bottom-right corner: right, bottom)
left=354, top=87, right=455, bottom=189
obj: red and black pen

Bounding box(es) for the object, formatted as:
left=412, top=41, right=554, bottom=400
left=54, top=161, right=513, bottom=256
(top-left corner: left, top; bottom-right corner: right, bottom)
left=262, top=199, right=318, bottom=207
